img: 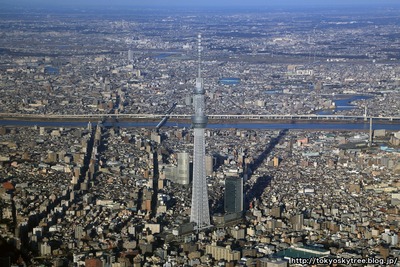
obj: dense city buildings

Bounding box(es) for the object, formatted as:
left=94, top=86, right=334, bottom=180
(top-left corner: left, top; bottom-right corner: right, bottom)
left=0, top=2, right=400, bottom=267
left=1, top=124, right=400, bottom=266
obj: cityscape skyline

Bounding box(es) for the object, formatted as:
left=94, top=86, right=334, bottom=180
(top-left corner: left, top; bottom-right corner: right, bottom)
left=0, top=3, right=400, bottom=266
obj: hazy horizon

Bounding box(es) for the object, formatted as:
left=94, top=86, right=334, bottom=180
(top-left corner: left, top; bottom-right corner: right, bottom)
left=1, top=0, right=400, bottom=10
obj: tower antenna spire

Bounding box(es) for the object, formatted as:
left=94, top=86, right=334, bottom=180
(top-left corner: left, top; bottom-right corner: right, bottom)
left=198, top=33, right=202, bottom=79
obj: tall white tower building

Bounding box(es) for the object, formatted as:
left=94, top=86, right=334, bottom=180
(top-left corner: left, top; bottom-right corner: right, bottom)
left=190, top=34, right=210, bottom=229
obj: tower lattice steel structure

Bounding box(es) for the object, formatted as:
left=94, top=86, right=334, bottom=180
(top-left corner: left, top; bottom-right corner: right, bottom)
left=190, top=33, right=210, bottom=229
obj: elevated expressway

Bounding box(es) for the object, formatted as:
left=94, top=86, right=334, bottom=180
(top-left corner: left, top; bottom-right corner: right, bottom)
left=0, top=113, right=399, bottom=123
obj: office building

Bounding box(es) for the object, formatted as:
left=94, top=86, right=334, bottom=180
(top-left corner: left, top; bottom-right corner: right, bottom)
left=177, top=152, right=190, bottom=185
left=224, top=176, right=243, bottom=214
left=128, top=49, right=133, bottom=61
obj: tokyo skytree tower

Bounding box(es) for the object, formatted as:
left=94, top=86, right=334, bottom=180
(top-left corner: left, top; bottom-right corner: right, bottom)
left=190, top=33, right=211, bottom=229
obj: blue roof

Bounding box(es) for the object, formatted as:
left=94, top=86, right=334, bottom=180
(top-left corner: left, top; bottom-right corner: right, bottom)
left=219, top=77, right=241, bottom=85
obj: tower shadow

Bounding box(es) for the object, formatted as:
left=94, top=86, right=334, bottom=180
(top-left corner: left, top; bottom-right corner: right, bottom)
left=251, top=129, right=288, bottom=172
left=244, top=129, right=288, bottom=206
left=244, top=174, right=273, bottom=207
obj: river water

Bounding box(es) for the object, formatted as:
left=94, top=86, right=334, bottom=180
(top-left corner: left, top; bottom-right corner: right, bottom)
left=316, top=95, right=372, bottom=115
left=1, top=95, right=397, bottom=130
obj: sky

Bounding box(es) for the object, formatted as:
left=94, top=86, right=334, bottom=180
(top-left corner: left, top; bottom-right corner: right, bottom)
left=1, top=0, right=399, bottom=9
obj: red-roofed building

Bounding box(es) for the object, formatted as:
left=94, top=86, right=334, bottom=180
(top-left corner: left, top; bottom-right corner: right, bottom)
left=2, top=182, right=14, bottom=191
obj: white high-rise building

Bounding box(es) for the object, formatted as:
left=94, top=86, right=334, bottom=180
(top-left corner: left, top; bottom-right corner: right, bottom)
left=177, top=152, right=190, bottom=185
left=128, top=49, right=134, bottom=61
